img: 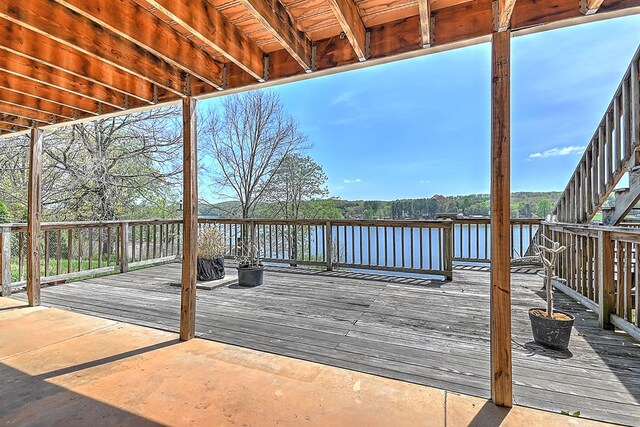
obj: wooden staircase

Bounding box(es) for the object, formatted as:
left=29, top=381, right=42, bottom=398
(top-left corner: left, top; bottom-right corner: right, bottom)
left=554, top=46, right=640, bottom=225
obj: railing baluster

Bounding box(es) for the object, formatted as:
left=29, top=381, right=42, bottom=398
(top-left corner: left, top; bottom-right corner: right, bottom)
left=67, top=229, right=72, bottom=273
left=56, top=229, right=62, bottom=275
left=1, top=227, right=11, bottom=297
left=44, top=230, right=50, bottom=278
left=18, top=232, right=24, bottom=281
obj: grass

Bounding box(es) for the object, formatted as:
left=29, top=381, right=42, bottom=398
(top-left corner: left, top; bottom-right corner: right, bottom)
left=10, top=255, right=120, bottom=282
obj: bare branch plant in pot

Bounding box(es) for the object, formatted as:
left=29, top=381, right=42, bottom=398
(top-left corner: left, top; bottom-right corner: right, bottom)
left=197, top=227, right=226, bottom=281
left=236, top=225, right=264, bottom=287
left=529, top=236, right=574, bottom=350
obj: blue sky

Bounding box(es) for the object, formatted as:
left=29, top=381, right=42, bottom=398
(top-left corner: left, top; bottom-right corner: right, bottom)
left=202, top=15, right=640, bottom=201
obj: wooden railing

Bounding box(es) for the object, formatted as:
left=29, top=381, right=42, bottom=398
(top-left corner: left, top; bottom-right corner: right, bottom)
left=543, top=222, right=640, bottom=340
left=452, top=218, right=541, bottom=262
left=199, top=219, right=455, bottom=279
left=1, top=217, right=545, bottom=295
left=554, top=46, right=640, bottom=223
left=0, top=219, right=182, bottom=295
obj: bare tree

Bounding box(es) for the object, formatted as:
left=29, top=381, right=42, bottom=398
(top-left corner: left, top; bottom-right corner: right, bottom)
left=204, top=90, right=307, bottom=219
left=0, top=106, right=183, bottom=221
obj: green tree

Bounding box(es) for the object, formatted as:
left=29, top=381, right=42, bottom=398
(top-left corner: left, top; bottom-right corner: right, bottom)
left=0, top=201, right=10, bottom=223
left=0, top=108, right=183, bottom=221
left=536, top=199, right=554, bottom=218
left=299, top=199, right=344, bottom=219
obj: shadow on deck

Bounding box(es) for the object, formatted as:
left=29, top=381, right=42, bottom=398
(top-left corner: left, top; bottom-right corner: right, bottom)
left=12, top=263, right=640, bottom=425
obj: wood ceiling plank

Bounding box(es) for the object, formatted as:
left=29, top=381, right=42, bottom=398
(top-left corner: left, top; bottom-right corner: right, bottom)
left=0, top=102, right=57, bottom=124
left=417, top=0, right=432, bottom=47
left=494, top=0, right=517, bottom=31
left=0, top=19, right=155, bottom=103
left=0, top=115, right=46, bottom=128
left=0, top=0, right=186, bottom=95
left=0, top=73, right=100, bottom=115
left=240, top=0, right=313, bottom=71
left=0, top=52, right=126, bottom=109
left=54, top=0, right=225, bottom=90
left=0, top=93, right=75, bottom=120
left=146, top=0, right=266, bottom=81
left=327, top=0, right=367, bottom=61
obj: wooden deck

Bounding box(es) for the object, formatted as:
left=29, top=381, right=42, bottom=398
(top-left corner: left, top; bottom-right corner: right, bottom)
left=13, top=263, right=640, bottom=425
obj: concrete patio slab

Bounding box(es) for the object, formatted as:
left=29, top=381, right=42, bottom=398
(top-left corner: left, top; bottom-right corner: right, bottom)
left=0, top=300, right=613, bottom=426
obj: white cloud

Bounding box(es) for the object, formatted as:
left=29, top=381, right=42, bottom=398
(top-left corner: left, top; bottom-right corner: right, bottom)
left=418, top=180, right=431, bottom=185
left=344, top=178, right=362, bottom=184
left=528, top=146, right=585, bottom=159
left=334, top=185, right=344, bottom=190
left=330, top=90, right=359, bottom=107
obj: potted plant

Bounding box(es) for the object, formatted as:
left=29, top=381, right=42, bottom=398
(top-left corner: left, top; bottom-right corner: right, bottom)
left=197, top=227, right=226, bottom=281
left=235, top=225, right=264, bottom=287
left=529, top=236, right=574, bottom=350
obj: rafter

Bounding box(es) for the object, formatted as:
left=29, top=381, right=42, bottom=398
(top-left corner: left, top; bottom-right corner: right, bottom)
left=53, top=0, right=224, bottom=90
left=0, top=20, right=155, bottom=103
left=0, top=74, right=100, bottom=115
left=327, top=0, right=367, bottom=61
left=0, top=102, right=57, bottom=124
left=417, top=0, right=433, bottom=48
left=0, top=92, right=76, bottom=120
left=494, top=0, right=517, bottom=31
left=0, top=123, right=20, bottom=133
left=0, top=115, right=44, bottom=128
left=240, top=0, right=313, bottom=72
left=580, top=0, right=605, bottom=15
left=146, top=0, right=266, bottom=82
left=0, top=52, right=126, bottom=109
left=0, top=0, right=186, bottom=95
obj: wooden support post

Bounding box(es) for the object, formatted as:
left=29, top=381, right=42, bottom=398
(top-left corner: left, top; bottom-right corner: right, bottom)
left=1, top=227, right=11, bottom=297
left=180, top=96, right=198, bottom=342
left=325, top=221, right=333, bottom=271
left=490, top=29, right=512, bottom=408
left=443, top=221, right=453, bottom=281
left=598, top=230, right=615, bottom=329
left=119, top=222, right=129, bottom=273
left=27, top=127, right=43, bottom=307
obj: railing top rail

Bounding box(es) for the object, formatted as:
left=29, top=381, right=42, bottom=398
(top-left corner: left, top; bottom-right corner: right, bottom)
left=199, top=218, right=454, bottom=227
left=0, top=218, right=183, bottom=232
left=544, top=221, right=640, bottom=239
left=452, top=218, right=541, bottom=225
left=0, top=217, right=546, bottom=233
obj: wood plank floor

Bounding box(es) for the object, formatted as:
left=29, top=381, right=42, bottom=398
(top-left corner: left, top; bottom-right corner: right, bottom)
left=13, top=263, right=640, bottom=425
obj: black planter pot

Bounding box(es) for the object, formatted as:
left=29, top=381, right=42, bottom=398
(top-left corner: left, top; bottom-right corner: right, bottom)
left=528, top=308, right=575, bottom=350
left=197, top=257, right=225, bottom=281
left=237, top=265, right=264, bottom=287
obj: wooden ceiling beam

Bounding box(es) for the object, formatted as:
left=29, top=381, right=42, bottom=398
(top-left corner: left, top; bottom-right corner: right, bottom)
left=0, top=123, right=20, bottom=133
left=0, top=115, right=45, bottom=128
left=0, top=102, right=57, bottom=124
left=0, top=52, right=127, bottom=110
left=54, top=0, right=224, bottom=90
left=580, top=0, right=605, bottom=15
left=417, top=0, right=433, bottom=48
left=494, top=0, right=517, bottom=31
left=240, top=0, right=313, bottom=72
left=0, top=93, right=76, bottom=120
left=146, top=0, right=266, bottom=82
left=0, top=0, right=187, bottom=95
left=0, top=20, right=155, bottom=103
left=0, top=74, right=100, bottom=115
left=327, top=0, right=367, bottom=61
